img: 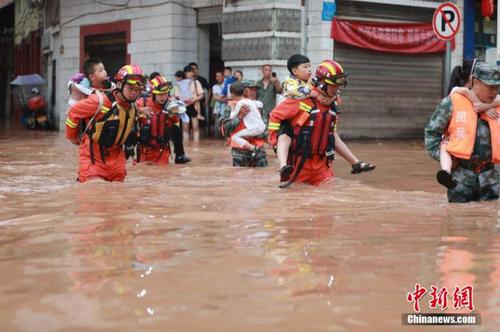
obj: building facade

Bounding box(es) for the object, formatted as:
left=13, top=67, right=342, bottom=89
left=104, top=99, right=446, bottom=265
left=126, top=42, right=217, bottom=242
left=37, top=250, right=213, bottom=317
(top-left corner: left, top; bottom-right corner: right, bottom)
left=1, top=0, right=497, bottom=138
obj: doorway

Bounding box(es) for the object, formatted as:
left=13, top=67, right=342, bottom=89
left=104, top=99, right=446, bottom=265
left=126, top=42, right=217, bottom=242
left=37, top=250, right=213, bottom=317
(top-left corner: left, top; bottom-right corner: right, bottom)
left=0, top=3, right=15, bottom=120
left=84, top=32, right=127, bottom=80
left=208, top=23, right=223, bottom=86
left=80, top=20, right=130, bottom=79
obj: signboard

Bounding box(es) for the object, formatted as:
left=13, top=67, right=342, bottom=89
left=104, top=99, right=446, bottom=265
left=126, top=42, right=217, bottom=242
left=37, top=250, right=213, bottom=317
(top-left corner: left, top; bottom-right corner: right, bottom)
left=322, top=1, right=336, bottom=21
left=432, top=2, right=461, bottom=40
left=331, top=19, right=449, bottom=54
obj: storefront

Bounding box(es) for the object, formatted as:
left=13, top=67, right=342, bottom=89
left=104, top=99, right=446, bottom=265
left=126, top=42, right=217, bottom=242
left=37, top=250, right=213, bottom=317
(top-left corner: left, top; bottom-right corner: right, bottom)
left=331, top=0, right=447, bottom=139
left=463, top=0, right=497, bottom=63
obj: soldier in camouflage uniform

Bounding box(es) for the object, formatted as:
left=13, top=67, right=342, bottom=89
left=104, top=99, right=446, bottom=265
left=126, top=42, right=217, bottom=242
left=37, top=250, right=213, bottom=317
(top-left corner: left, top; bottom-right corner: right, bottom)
left=425, top=62, right=499, bottom=203
left=220, top=80, right=268, bottom=167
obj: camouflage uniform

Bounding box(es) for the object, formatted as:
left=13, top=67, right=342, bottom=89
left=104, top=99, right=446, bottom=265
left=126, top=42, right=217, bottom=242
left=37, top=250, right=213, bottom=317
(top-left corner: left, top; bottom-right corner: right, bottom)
left=220, top=103, right=268, bottom=167
left=425, top=96, right=499, bottom=203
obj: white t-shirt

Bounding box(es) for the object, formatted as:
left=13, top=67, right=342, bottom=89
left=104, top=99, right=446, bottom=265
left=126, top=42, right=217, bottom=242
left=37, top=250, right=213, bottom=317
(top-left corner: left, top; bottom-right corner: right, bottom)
left=230, top=98, right=266, bottom=132
left=212, top=83, right=225, bottom=115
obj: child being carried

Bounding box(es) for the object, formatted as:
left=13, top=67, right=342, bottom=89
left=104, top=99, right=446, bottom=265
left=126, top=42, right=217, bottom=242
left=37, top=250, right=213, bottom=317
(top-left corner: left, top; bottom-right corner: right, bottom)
left=228, top=82, right=266, bottom=153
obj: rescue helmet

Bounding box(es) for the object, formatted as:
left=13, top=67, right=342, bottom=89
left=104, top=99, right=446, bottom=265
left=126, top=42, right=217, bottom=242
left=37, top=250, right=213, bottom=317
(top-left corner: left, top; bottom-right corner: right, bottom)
left=150, top=75, right=171, bottom=94
left=315, top=60, right=348, bottom=87
left=115, top=64, right=147, bottom=87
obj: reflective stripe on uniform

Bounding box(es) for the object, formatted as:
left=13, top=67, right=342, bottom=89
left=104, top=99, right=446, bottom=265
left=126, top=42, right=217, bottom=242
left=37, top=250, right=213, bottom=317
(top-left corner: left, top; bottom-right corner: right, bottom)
left=268, top=122, right=280, bottom=130
left=299, top=102, right=312, bottom=113
left=66, top=118, right=77, bottom=128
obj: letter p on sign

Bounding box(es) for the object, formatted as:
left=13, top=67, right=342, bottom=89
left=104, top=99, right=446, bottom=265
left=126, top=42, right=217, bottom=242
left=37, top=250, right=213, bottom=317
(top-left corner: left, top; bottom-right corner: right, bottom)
left=433, top=2, right=461, bottom=40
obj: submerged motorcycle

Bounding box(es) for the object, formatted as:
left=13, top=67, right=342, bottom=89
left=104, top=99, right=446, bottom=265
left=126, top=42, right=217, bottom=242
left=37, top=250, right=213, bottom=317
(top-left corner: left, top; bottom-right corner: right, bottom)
left=24, top=87, right=50, bottom=129
left=10, top=74, right=52, bottom=130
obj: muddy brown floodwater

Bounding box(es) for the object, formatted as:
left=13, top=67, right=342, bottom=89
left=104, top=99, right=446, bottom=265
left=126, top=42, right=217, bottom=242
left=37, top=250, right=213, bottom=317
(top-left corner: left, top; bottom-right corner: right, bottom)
left=0, top=123, right=498, bottom=332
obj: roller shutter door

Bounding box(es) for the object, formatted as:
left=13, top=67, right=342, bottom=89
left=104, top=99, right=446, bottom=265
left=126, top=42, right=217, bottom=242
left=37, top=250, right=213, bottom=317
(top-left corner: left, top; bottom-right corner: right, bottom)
left=335, top=43, right=443, bottom=139
left=335, top=0, right=437, bottom=23
left=334, top=0, right=443, bottom=138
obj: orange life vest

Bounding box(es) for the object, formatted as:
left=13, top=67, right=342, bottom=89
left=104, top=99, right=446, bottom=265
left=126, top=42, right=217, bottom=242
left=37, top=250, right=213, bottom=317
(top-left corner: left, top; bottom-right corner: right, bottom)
left=290, top=98, right=336, bottom=157
left=137, top=97, right=171, bottom=148
left=229, top=121, right=266, bottom=149
left=447, top=93, right=500, bottom=163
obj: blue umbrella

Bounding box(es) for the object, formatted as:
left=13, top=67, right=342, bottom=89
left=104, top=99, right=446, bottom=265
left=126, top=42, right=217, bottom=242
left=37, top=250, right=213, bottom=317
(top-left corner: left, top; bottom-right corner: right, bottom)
left=10, top=74, right=45, bottom=86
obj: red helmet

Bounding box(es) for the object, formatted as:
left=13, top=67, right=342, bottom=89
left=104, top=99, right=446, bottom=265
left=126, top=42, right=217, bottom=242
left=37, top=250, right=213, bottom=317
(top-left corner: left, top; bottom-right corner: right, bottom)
left=115, top=64, right=147, bottom=87
left=315, top=60, right=348, bottom=86
left=150, top=75, right=171, bottom=94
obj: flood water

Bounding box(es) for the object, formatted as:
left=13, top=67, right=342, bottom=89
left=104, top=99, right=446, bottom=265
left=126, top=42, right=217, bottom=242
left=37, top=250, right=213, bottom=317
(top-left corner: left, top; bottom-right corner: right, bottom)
left=0, top=123, right=498, bottom=332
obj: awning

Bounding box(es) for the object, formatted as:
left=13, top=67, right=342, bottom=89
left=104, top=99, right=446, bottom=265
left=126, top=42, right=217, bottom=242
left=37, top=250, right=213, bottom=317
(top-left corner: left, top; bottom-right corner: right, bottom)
left=0, top=0, right=14, bottom=10
left=331, top=18, right=453, bottom=54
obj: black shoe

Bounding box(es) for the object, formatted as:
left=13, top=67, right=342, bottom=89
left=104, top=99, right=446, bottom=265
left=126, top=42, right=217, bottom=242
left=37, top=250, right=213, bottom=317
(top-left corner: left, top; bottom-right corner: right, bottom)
left=279, top=165, right=294, bottom=182
left=175, top=155, right=191, bottom=164
left=436, top=170, right=457, bottom=189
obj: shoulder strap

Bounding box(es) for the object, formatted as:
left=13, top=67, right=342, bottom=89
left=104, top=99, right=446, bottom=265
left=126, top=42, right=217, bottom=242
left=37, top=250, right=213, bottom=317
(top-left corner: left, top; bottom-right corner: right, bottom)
left=279, top=105, right=319, bottom=189
left=79, top=90, right=105, bottom=142
left=309, top=97, right=317, bottom=109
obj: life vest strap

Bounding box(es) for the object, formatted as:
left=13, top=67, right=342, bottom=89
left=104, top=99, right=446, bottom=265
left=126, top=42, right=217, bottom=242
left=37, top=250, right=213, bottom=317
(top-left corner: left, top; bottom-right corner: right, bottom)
left=280, top=99, right=319, bottom=188
left=79, top=90, right=104, bottom=142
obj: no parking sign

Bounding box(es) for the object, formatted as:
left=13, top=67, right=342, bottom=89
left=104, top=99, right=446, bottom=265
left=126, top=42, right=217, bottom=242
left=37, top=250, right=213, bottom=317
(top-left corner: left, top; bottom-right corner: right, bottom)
left=432, top=2, right=461, bottom=40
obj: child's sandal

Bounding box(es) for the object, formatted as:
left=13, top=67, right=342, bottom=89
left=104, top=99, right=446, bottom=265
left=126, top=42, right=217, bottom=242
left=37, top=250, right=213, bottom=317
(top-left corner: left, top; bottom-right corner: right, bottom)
left=351, top=161, right=376, bottom=174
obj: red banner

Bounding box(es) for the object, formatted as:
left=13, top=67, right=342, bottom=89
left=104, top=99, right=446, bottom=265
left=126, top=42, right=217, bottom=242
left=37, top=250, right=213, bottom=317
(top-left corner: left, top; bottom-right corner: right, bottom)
left=331, top=19, right=453, bottom=54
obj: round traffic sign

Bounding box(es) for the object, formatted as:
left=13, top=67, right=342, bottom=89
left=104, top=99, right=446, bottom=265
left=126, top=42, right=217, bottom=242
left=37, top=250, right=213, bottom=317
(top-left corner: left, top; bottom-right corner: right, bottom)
left=432, top=2, right=461, bottom=40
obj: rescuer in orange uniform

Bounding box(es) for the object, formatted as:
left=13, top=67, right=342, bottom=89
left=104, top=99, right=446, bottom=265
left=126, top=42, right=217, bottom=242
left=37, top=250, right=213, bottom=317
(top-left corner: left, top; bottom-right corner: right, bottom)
left=136, top=75, right=182, bottom=164
left=268, top=60, right=346, bottom=187
left=66, top=64, right=147, bottom=182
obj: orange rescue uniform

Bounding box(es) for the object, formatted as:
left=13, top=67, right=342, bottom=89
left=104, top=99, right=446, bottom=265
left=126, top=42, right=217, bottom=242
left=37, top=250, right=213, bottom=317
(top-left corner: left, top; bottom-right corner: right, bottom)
left=66, top=92, right=135, bottom=182
left=268, top=93, right=336, bottom=186
left=136, top=97, right=180, bottom=165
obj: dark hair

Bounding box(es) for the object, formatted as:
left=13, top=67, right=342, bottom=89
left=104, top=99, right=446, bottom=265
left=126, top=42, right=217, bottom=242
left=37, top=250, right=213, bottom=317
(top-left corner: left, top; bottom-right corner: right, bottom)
left=235, top=70, right=243, bottom=78
left=230, top=82, right=245, bottom=96
left=262, top=64, right=272, bottom=69
left=175, top=70, right=185, bottom=79
left=224, top=66, right=232, bottom=72
left=149, top=72, right=161, bottom=80
left=83, top=58, right=102, bottom=77
left=183, top=65, right=193, bottom=73
left=287, top=54, right=310, bottom=74
left=188, top=62, right=198, bottom=68
left=447, top=58, right=476, bottom=94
